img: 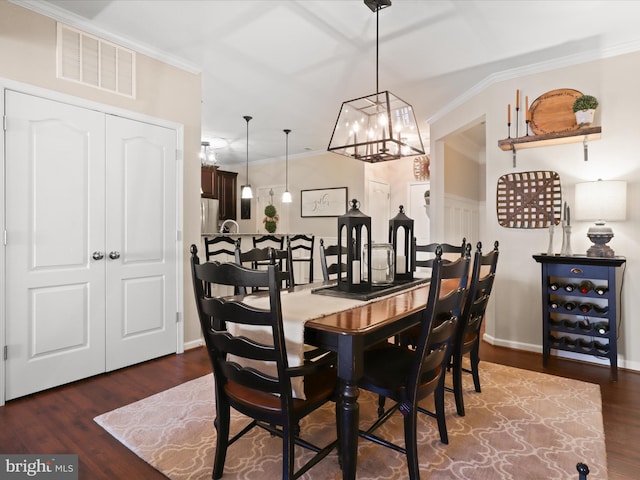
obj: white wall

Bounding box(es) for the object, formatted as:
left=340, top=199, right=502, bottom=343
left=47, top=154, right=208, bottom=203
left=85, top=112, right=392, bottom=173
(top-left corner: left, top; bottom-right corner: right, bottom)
left=430, top=50, right=640, bottom=371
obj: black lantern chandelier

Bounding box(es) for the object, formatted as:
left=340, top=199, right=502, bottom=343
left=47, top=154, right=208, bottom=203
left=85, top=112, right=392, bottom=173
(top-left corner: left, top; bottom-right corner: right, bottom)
left=328, top=0, right=425, bottom=163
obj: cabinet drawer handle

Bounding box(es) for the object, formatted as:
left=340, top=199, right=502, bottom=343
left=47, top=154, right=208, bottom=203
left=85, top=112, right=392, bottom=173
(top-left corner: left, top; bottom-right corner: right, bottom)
left=570, top=268, right=583, bottom=274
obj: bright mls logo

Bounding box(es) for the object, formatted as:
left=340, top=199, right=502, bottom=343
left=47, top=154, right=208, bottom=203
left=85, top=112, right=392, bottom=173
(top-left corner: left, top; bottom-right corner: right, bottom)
left=0, top=455, right=78, bottom=479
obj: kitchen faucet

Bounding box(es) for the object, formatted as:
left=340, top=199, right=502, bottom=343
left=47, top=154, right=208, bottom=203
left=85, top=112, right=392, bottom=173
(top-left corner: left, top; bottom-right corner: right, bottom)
left=219, top=219, right=239, bottom=234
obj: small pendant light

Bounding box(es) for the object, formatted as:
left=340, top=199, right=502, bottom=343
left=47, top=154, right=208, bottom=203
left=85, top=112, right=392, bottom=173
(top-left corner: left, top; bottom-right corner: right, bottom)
left=241, top=115, right=253, bottom=199
left=282, top=129, right=292, bottom=203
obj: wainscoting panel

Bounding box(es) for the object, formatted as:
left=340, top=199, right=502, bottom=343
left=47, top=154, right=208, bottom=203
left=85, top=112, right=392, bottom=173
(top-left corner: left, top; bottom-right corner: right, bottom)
left=443, top=194, right=479, bottom=245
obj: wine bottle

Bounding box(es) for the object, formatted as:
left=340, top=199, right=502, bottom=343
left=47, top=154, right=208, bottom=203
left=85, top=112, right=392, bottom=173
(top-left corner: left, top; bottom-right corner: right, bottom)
left=578, top=319, right=591, bottom=331
left=595, top=322, right=609, bottom=335
left=549, top=317, right=563, bottom=327
left=593, top=304, right=609, bottom=314
left=549, top=300, right=560, bottom=310
left=549, top=281, right=561, bottom=291
left=594, top=285, right=608, bottom=295
left=564, top=301, right=576, bottom=311
left=579, top=280, right=595, bottom=294
left=578, top=303, right=592, bottom=313
left=578, top=338, right=593, bottom=350
left=594, top=340, right=609, bottom=354
left=564, top=283, right=576, bottom=292
left=563, top=318, right=577, bottom=329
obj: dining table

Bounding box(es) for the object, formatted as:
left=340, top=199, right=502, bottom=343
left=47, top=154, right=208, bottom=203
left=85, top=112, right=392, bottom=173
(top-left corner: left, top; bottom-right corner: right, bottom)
left=302, top=281, right=433, bottom=480
left=237, top=275, right=459, bottom=479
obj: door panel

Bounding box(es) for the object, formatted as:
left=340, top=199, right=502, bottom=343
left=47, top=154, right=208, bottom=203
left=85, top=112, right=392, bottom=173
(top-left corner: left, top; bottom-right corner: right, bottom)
left=104, top=115, right=177, bottom=371
left=5, top=91, right=106, bottom=400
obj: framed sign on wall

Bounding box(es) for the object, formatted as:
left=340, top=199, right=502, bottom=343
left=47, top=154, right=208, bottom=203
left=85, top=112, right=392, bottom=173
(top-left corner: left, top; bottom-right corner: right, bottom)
left=301, top=187, right=348, bottom=217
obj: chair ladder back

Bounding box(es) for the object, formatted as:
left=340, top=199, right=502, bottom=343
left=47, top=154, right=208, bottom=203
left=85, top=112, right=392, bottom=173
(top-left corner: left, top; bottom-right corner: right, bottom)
left=413, top=237, right=467, bottom=268
left=204, top=236, right=239, bottom=261
left=253, top=234, right=284, bottom=250
left=319, top=238, right=348, bottom=281
left=287, top=234, right=315, bottom=284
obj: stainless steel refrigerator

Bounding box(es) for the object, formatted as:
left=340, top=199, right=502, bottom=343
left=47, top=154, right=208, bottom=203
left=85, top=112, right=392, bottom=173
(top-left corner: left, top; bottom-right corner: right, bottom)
left=201, top=198, right=219, bottom=234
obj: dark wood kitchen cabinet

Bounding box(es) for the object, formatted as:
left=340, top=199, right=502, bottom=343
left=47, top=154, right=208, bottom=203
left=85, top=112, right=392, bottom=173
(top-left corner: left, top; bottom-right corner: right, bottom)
left=216, top=169, right=237, bottom=220
left=201, top=166, right=237, bottom=220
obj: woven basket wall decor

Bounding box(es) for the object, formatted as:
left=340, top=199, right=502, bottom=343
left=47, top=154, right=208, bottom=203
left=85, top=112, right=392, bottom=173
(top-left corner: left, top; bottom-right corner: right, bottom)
left=496, top=170, right=562, bottom=228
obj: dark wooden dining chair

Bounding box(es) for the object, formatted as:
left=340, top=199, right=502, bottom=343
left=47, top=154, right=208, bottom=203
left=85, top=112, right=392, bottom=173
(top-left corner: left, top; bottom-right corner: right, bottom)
left=413, top=237, right=467, bottom=268
left=448, top=240, right=499, bottom=416
left=204, top=235, right=238, bottom=261
left=287, top=234, right=315, bottom=284
left=189, top=245, right=338, bottom=480
left=235, top=242, right=295, bottom=293
left=319, top=238, right=348, bottom=282
left=357, top=246, right=470, bottom=480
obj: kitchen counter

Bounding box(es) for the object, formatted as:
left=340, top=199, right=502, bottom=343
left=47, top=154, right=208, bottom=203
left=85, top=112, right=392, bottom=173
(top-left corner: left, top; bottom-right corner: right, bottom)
left=201, top=233, right=313, bottom=237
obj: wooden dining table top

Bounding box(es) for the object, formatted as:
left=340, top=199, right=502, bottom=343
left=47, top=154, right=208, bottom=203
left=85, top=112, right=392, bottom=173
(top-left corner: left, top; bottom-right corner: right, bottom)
left=300, top=277, right=459, bottom=335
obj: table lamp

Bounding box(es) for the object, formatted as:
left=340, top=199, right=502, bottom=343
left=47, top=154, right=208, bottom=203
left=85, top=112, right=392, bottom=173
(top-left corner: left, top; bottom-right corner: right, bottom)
left=574, top=179, right=626, bottom=257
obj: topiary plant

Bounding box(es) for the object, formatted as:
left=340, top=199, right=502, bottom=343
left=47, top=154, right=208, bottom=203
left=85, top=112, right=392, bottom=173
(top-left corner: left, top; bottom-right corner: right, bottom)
left=263, top=204, right=279, bottom=233
left=572, top=95, right=599, bottom=112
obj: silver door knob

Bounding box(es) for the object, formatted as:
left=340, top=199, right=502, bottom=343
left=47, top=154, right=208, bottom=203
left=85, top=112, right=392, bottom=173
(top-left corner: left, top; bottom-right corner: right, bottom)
left=92, top=251, right=105, bottom=260
left=109, top=251, right=121, bottom=260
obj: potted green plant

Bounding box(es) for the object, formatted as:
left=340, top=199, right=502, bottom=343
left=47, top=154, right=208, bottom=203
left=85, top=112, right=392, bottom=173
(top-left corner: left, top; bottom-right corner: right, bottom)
left=424, top=189, right=430, bottom=206
left=572, top=94, right=599, bottom=127
left=263, top=204, right=279, bottom=233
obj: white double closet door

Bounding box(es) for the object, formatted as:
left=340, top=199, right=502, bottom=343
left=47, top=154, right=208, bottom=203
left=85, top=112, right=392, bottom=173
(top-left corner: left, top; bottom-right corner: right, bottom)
left=5, top=90, right=178, bottom=400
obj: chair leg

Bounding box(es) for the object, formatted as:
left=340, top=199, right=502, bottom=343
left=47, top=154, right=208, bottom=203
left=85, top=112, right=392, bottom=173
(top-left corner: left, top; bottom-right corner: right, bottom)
left=283, top=424, right=295, bottom=480
left=403, top=407, right=421, bottom=480
left=435, top=377, right=449, bottom=445
left=452, top=349, right=466, bottom=417
left=470, top=344, right=482, bottom=393
left=213, top=400, right=231, bottom=480
left=377, top=395, right=386, bottom=417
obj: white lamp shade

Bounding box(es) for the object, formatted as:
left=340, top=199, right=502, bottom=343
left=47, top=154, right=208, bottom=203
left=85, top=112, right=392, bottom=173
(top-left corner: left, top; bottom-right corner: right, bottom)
left=241, top=185, right=253, bottom=199
left=282, top=190, right=292, bottom=203
left=574, top=180, right=627, bottom=221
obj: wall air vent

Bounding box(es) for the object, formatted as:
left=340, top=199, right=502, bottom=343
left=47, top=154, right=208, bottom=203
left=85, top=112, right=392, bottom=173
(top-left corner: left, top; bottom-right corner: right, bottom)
left=57, top=23, right=136, bottom=98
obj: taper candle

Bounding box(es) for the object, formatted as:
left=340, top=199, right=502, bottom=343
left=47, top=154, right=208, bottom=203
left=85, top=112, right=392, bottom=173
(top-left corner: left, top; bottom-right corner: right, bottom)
left=516, top=89, right=520, bottom=109
left=507, top=103, right=511, bottom=123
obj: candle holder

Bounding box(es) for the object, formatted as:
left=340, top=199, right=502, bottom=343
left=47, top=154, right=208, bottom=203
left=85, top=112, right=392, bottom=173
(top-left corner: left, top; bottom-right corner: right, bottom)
left=546, top=221, right=555, bottom=255
left=337, top=199, right=371, bottom=293
left=389, top=205, right=414, bottom=281
left=560, top=225, right=572, bottom=256
left=515, top=107, right=520, bottom=138
left=526, top=119, right=531, bottom=136
left=507, top=122, right=511, bottom=139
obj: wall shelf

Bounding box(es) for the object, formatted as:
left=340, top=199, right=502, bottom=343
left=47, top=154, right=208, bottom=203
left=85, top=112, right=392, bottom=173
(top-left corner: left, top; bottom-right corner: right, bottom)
left=498, top=126, right=601, bottom=151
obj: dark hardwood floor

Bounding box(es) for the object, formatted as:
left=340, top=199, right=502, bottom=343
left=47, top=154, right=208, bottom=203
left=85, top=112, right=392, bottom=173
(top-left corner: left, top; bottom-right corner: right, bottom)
left=1, top=343, right=638, bottom=479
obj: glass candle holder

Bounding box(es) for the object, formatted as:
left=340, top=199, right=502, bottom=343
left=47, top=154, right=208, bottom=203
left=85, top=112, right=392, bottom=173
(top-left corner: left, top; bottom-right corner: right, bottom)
left=364, top=243, right=395, bottom=285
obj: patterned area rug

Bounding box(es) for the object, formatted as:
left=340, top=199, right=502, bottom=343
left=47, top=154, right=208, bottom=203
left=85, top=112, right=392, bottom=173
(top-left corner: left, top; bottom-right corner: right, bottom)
left=94, top=362, right=607, bottom=479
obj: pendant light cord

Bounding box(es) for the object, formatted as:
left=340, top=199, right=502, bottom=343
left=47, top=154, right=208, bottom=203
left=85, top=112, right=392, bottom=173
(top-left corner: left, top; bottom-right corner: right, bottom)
left=243, top=115, right=252, bottom=185
left=376, top=4, right=379, bottom=94
left=284, top=129, right=290, bottom=189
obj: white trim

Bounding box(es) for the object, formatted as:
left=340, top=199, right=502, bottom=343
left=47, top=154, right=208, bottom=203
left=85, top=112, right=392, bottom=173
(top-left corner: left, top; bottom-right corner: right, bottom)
left=0, top=77, right=185, bottom=405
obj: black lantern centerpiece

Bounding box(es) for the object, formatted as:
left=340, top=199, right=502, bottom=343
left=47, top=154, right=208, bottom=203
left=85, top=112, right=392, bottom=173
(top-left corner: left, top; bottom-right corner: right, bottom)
left=338, top=199, right=372, bottom=293
left=389, top=205, right=414, bottom=282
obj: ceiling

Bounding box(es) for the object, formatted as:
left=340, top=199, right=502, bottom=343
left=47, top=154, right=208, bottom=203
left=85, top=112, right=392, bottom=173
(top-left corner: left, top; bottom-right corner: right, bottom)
left=19, top=0, right=640, bottom=166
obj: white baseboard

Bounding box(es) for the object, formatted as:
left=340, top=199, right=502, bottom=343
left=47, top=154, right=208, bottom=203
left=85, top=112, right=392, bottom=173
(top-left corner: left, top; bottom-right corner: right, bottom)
left=183, top=339, right=204, bottom=351
left=482, top=333, right=639, bottom=372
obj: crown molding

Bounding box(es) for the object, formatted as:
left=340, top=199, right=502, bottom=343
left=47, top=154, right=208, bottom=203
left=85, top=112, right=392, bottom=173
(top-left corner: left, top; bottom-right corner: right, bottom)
left=428, top=38, right=640, bottom=124
left=10, top=0, right=202, bottom=75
